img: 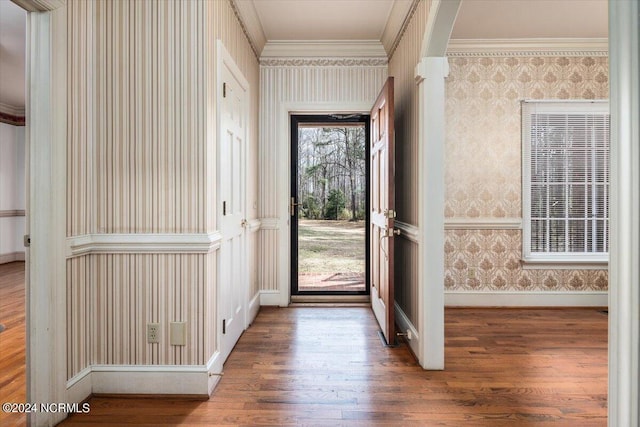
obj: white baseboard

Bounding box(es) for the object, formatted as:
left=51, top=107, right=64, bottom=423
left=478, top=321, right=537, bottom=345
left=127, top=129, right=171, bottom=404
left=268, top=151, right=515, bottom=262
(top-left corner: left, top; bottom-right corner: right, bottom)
left=259, top=290, right=281, bottom=306
left=394, top=303, right=420, bottom=359
left=66, top=367, right=92, bottom=403
left=445, top=291, right=608, bottom=307
left=248, top=292, right=260, bottom=326
left=66, top=353, right=223, bottom=397
left=0, top=251, right=25, bottom=264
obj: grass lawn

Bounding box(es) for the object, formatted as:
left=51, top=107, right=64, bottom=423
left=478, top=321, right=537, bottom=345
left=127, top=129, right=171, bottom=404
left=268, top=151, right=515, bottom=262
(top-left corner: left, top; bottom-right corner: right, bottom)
left=298, top=219, right=365, bottom=274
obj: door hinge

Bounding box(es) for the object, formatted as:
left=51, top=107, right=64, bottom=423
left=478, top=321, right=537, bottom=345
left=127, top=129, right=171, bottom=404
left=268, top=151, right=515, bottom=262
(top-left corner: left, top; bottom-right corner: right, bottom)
left=222, top=319, right=226, bottom=334
left=223, top=201, right=227, bottom=216
left=223, top=82, right=226, bottom=98
left=24, top=235, right=31, bottom=247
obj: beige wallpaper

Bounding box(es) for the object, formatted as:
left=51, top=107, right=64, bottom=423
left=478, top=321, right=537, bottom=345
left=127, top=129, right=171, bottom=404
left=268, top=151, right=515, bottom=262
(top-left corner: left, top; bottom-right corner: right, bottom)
left=444, top=55, right=609, bottom=292
left=387, top=0, right=429, bottom=324
left=66, top=0, right=259, bottom=378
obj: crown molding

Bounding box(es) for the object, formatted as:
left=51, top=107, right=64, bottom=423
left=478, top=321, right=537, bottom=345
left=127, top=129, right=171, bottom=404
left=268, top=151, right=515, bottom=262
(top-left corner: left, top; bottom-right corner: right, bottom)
left=260, top=57, right=388, bottom=67
left=260, top=40, right=388, bottom=59
left=0, top=102, right=25, bottom=117
left=446, top=38, right=609, bottom=57
left=11, top=0, right=65, bottom=12
left=382, top=0, right=419, bottom=57
left=230, top=0, right=265, bottom=56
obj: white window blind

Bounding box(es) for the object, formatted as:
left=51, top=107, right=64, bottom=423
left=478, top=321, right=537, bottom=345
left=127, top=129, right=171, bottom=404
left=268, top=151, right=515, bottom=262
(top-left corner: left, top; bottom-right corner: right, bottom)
left=522, top=101, right=610, bottom=262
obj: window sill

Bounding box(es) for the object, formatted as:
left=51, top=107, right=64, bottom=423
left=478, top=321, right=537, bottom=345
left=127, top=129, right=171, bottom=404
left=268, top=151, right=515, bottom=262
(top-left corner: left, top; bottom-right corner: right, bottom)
left=521, top=256, right=609, bottom=270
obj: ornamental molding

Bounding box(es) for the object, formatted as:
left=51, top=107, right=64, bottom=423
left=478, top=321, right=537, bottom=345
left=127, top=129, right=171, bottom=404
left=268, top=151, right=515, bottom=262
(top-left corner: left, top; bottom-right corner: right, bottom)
left=66, top=232, right=222, bottom=257
left=260, top=57, right=388, bottom=67
left=447, top=38, right=609, bottom=57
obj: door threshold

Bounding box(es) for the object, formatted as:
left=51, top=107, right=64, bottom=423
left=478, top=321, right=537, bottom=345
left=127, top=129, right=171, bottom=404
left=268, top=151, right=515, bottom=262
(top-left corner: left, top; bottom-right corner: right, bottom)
left=291, top=295, right=370, bottom=304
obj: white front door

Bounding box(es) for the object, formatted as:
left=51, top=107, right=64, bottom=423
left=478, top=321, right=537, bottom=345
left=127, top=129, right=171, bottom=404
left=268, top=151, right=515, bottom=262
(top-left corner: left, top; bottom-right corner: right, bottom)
left=218, top=43, right=248, bottom=362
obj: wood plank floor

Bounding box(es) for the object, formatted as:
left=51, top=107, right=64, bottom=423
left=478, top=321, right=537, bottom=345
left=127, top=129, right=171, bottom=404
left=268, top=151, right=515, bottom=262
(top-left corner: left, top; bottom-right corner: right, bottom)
left=61, top=305, right=607, bottom=426
left=0, top=262, right=27, bottom=427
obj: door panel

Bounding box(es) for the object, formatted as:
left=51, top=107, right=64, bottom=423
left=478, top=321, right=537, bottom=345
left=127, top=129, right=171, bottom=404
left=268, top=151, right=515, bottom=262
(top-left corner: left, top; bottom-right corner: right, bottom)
left=370, top=77, right=395, bottom=345
left=219, top=63, right=247, bottom=362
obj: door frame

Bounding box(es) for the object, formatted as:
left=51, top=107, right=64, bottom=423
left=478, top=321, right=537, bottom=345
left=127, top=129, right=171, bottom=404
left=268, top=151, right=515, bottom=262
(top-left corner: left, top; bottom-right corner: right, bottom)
left=273, top=102, right=372, bottom=306
left=14, top=1, right=69, bottom=425
left=289, top=114, right=371, bottom=297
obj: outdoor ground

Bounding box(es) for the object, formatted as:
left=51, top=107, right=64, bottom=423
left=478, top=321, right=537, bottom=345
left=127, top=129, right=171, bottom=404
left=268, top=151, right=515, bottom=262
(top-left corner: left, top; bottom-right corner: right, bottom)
left=298, top=219, right=365, bottom=292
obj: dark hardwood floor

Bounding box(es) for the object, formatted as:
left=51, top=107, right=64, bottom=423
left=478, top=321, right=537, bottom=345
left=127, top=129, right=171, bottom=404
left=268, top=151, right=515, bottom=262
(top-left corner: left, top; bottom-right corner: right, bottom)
left=0, top=262, right=26, bottom=427
left=61, top=305, right=608, bottom=426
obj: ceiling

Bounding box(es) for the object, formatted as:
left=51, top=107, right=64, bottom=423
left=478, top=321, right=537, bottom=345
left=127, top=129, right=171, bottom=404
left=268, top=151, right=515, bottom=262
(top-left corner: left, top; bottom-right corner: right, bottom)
left=0, top=0, right=608, bottom=113
left=249, top=0, right=398, bottom=41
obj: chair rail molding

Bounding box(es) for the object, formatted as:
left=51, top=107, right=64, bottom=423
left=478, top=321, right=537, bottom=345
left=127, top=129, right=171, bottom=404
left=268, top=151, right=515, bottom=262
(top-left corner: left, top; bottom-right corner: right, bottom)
left=66, top=232, right=223, bottom=257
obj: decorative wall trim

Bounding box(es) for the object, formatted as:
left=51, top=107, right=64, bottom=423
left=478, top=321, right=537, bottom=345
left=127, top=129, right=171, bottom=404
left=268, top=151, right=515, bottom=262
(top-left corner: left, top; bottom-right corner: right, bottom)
left=260, top=57, right=388, bottom=67
left=0, top=111, right=25, bottom=126
left=259, top=218, right=280, bottom=230
left=69, top=352, right=223, bottom=397
left=227, top=0, right=261, bottom=59
left=445, top=291, right=608, bottom=307
left=261, top=40, right=387, bottom=59
left=66, top=232, right=223, bottom=257
left=0, top=252, right=25, bottom=264
left=0, top=210, right=26, bottom=217
left=248, top=292, right=260, bottom=326
left=66, top=366, right=92, bottom=405
left=446, top=38, right=609, bottom=57
left=384, top=0, right=421, bottom=58
left=395, top=221, right=419, bottom=244
left=444, top=217, right=522, bottom=230
left=229, top=0, right=266, bottom=56
left=247, top=219, right=261, bottom=232
left=0, top=101, right=25, bottom=116
left=259, top=290, right=282, bottom=306
left=395, top=302, right=420, bottom=360
left=11, top=0, right=65, bottom=12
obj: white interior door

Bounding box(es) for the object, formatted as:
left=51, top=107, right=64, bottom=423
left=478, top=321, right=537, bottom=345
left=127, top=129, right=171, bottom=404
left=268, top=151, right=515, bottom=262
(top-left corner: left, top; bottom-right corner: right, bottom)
left=218, top=44, right=248, bottom=362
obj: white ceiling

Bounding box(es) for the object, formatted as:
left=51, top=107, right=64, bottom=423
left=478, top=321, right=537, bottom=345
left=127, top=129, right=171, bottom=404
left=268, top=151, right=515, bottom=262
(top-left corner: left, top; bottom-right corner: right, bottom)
left=250, top=0, right=397, bottom=40
left=0, top=0, right=608, bottom=112
left=0, top=0, right=26, bottom=113
left=451, top=0, right=608, bottom=39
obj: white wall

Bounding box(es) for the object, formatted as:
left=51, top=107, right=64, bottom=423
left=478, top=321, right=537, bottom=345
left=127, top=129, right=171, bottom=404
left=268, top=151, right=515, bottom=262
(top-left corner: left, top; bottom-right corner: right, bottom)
left=0, top=122, right=25, bottom=262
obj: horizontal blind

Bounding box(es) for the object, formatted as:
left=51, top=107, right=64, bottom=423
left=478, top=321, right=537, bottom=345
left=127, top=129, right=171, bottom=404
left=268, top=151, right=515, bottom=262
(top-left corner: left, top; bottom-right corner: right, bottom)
left=522, top=101, right=610, bottom=256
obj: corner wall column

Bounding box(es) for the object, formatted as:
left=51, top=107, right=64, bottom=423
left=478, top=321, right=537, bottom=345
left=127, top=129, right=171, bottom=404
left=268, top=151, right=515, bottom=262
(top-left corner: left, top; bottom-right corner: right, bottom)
left=414, top=56, right=448, bottom=370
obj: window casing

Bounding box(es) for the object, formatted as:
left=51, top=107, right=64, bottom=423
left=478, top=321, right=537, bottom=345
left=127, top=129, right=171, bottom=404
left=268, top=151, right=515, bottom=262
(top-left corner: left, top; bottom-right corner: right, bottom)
left=522, top=101, right=610, bottom=264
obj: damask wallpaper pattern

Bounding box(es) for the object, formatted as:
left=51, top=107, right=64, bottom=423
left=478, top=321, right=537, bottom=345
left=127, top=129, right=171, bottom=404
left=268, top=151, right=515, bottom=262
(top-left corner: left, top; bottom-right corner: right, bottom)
left=444, top=55, right=609, bottom=292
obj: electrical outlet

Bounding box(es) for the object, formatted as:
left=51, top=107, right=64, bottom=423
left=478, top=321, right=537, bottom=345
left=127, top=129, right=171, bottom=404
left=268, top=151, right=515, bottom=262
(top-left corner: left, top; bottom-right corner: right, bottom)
left=467, top=268, right=476, bottom=279
left=147, top=323, right=160, bottom=343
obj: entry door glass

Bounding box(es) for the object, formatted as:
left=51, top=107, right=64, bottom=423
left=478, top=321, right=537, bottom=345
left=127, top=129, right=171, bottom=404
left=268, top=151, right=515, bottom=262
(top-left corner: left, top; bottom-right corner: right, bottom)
left=292, top=117, right=369, bottom=295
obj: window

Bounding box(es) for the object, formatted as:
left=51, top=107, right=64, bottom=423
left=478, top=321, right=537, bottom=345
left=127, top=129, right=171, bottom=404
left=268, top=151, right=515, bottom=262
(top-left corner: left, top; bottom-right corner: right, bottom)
left=522, top=101, right=609, bottom=264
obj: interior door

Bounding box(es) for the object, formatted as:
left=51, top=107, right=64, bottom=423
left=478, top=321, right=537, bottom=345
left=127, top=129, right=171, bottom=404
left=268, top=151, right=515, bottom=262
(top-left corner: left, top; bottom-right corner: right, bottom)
left=370, top=77, right=395, bottom=345
left=218, top=63, right=247, bottom=362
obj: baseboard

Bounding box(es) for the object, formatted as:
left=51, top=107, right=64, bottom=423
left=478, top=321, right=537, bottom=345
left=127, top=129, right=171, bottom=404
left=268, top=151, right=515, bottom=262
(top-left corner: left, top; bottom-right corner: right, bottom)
left=68, top=352, right=223, bottom=397
left=394, top=303, right=420, bottom=360
left=248, top=292, right=260, bottom=326
left=66, top=367, right=92, bottom=404
left=0, top=251, right=25, bottom=264
left=445, top=291, right=608, bottom=307
left=259, top=290, right=281, bottom=306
